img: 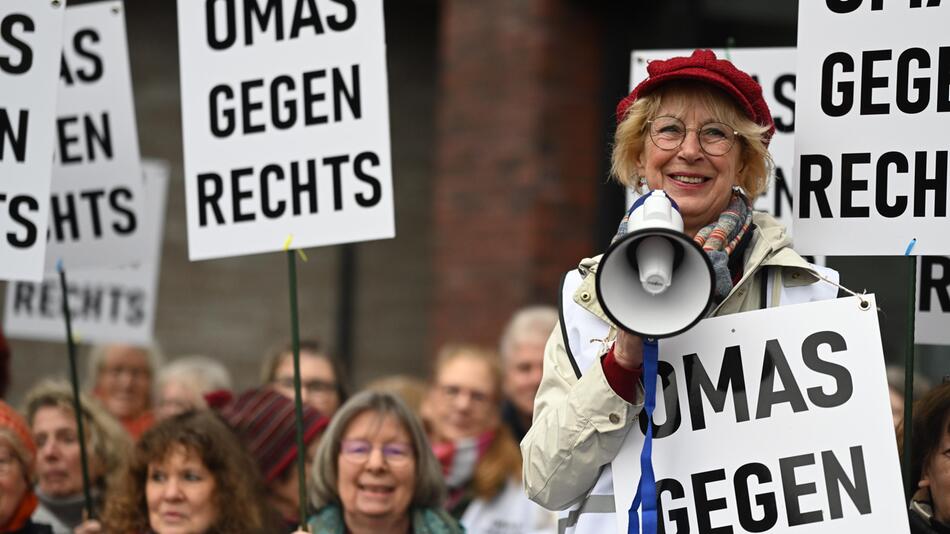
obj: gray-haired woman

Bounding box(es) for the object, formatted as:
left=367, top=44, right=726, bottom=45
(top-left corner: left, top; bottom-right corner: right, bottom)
left=304, top=390, right=462, bottom=534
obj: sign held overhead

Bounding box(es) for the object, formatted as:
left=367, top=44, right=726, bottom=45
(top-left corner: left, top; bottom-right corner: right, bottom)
left=4, top=160, right=169, bottom=346
left=178, top=0, right=394, bottom=260
left=1, top=0, right=64, bottom=281
left=794, top=1, right=950, bottom=255
left=46, top=0, right=146, bottom=272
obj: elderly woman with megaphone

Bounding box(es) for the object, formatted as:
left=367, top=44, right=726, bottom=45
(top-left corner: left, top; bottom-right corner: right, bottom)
left=520, top=49, right=840, bottom=533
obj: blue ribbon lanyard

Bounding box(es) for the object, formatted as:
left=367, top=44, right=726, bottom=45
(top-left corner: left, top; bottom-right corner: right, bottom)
left=627, top=338, right=659, bottom=534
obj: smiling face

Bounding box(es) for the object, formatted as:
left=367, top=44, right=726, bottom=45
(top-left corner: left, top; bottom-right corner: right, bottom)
left=337, top=411, right=416, bottom=527
left=95, top=345, right=152, bottom=420
left=146, top=445, right=218, bottom=534
left=32, top=406, right=87, bottom=498
left=636, top=94, right=745, bottom=237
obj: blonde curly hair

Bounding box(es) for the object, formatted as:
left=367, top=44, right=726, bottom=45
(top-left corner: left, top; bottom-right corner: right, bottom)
left=611, top=80, right=774, bottom=200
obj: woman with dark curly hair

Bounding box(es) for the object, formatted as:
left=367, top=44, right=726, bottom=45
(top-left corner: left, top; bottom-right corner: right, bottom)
left=79, top=410, right=271, bottom=534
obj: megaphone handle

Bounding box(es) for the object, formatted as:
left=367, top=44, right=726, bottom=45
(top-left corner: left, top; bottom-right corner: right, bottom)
left=627, top=339, right=659, bottom=534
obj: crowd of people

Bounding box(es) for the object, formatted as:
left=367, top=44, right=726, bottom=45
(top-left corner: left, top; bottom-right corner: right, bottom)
left=0, top=305, right=559, bottom=534
left=0, top=48, right=944, bottom=534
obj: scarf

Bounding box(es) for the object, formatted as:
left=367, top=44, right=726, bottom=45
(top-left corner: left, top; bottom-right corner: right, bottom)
left=34, top=487, right=90, bottom=530
left=1, top=492, right=38, bottom=533
left=613, top=189, right=753, bottom=303
left=430, top=431, right=494, bottom=515
left=306, top=505, right=464, bottom=534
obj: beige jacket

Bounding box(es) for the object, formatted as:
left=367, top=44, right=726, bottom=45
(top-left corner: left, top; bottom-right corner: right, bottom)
left=522, top=212, right=835, bottom=511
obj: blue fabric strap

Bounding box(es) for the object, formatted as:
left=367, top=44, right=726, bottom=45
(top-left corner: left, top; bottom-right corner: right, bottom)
left=627, top=338, right=658, bottom=534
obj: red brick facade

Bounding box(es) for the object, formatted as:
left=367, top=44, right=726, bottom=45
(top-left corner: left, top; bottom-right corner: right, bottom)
left=431, top=0, right=608, bottom=350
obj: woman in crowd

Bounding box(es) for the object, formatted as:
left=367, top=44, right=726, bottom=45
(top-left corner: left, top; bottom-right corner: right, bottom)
left=91, top=410, right=271, bottom=534
left=499, top=306, right=558, bottom=442
left=521, top=49, right=840, bottom=532
left=155, top=356, right=232, bottom=420
left=87, top=344, right=163, bottom=439
left=23, top=381, right=130, bottom=533
left=0, top=400, right=52, bottom=533
left=221, top=387, right=329, bottom=533
left=424, top=344, right=554, bottom=532
left=261, top=339, right=348, bottom=418
left=306, top=390, right=462, bottom=534
left=902, top=382, right=950, bottom=533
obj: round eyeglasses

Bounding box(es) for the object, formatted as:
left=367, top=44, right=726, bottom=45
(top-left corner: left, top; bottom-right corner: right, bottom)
left=340, top=439, right=414, bottom=466
left=646, top=116, right=739, bottom=156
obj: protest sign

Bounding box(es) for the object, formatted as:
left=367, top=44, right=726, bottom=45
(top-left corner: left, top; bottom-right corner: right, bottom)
left=612, top=296, right=908, bottom=533
left=4, top=160, right=168, bottom=345
left=918, top=256, right=950, bottom=345
left=177, top=0, right=394, bottom=260
left=1, top=0, right=64, bottom=281
left=46, top=0, right=146, bottom=271
left=630, top=48, right=797, bottom=228
left=794, top=2, right=950, bottom=256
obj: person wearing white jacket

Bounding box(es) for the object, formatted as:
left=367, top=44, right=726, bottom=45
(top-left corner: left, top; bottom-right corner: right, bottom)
left=521, top=49, right=839, bottom=534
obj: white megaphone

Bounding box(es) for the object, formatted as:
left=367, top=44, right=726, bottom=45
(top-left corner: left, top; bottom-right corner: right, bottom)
left=596, top=190, right=715, bottom=338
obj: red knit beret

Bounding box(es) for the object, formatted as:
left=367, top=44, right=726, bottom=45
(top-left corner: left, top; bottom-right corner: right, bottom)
left=219, top=388, right=329, bottom=483
left=616, top=49, right=775, bottom=142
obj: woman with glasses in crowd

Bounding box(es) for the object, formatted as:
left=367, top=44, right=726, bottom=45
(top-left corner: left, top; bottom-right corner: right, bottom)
left=521, top=49, right=840, bottom=533
left=304, top=390, right=461, bottom=534
left=87, top=344, right=163, bottom=439
left=424, top=344, right=554, bottom=533
left=261, top=339, right=348, bottom=418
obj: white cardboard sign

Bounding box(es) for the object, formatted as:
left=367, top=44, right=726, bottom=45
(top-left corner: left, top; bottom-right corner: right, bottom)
left=177, top=0, right=394, bottom=260
left=918, top=257, right=950, bottom=345
left=612, top=296, right=908, bottom=534
left=793, top=3, right=950, bottom=256
left=46, top=0, right=146, bottom=272
left=630, top=48, right=946, bottom=344
left=1, top=1, right=65, bottom=281
left=630, top=48, right=798, bottom=229
left=4, top=160, right=167, bottom=345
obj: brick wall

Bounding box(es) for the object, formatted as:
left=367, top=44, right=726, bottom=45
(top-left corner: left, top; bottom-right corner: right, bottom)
left=431, top=0, right=607, bottom=350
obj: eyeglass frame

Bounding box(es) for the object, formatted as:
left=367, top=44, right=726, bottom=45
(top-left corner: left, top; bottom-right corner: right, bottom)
left=273, top=376, right=338, bottom=397
left=99, top=364, right=151, bottom=380
left=339, top=439, right=414, bottom=466
left=645, top=115, right=740, bottom=157
left=436, top=384, right=494, bottom=406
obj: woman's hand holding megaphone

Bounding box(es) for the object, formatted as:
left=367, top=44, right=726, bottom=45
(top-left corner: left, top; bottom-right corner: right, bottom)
left=613, top=330, right=644, bottom=371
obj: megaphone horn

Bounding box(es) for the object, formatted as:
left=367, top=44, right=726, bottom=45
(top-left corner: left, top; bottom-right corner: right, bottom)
left=596, top=191, right=715, bottom=339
